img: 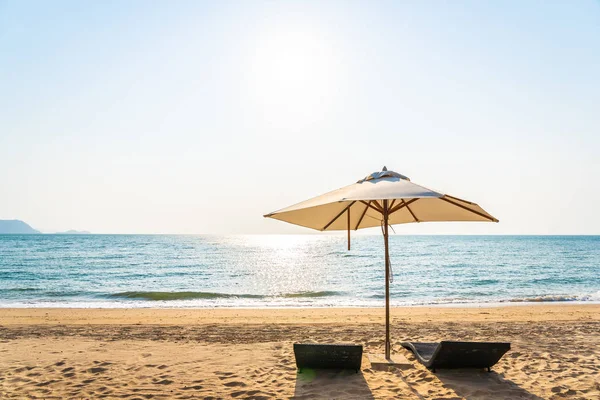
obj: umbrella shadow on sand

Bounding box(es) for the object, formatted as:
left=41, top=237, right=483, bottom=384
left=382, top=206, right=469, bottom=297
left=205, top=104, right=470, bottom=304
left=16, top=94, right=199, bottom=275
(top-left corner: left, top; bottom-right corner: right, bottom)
left=292, top=368, right=374, bottom=400
left=428, top=370, right=545, bottom=400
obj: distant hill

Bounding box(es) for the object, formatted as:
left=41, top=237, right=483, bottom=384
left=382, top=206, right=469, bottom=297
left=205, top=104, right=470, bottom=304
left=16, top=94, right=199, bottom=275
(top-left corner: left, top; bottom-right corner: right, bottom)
left=57, top=230, right=91, bottom=234
left=0, top=220, right=40, bottom=234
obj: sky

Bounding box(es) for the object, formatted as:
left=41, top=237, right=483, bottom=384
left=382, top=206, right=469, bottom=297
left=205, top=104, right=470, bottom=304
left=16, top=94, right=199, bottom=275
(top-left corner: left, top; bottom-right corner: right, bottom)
left=1, top=0, right=599, bottom=234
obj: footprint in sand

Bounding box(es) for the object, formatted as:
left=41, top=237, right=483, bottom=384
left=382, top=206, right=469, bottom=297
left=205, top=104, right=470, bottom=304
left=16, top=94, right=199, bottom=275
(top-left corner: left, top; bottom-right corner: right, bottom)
left=216, top=371, right=235, bottom=380
left=223, top=381, right=247, bottom=387
left=231, top=390, right=270, bottom=399
left=88, top=367, right=108, bottom=374
left=35, top=379, right=59, bottom=386
left=182, top=385, right=204, bottom=390
left=14, top=366, right=35, bottom=373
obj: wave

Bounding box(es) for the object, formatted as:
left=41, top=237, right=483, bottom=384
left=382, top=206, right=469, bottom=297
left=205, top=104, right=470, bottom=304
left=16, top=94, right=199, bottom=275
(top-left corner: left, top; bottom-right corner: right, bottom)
left=340, top=254, right=372, bottom=258
left=6, top=288, right=85, bottom=297
left=505, top=292, right=600, bottom=303
left=325, top=251, right=372, bottom=258
left=7, top=287, right=38, bottom=292
left=109, top=291, right=264, bottom=301
left=108, top=290, right=343, bottom=301
left=281, top=291, right=343, bottom=298
left=472, top=279, right=500, bottom=285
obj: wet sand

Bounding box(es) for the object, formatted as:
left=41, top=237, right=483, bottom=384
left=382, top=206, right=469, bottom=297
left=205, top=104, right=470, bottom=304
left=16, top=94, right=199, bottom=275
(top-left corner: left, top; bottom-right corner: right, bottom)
left=1, top=305, right=599, bottom=399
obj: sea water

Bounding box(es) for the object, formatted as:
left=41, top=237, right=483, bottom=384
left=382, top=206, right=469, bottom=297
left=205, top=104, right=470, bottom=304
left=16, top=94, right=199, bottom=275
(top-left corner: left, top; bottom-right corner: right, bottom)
left=0, top=234, right=598, bottom=308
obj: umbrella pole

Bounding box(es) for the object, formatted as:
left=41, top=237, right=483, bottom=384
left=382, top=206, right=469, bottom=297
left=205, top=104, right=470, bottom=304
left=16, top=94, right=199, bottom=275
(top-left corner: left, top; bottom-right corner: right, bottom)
left=347, top=208, right=351, bottom=251
left=383, top=199, right=391, bottom=359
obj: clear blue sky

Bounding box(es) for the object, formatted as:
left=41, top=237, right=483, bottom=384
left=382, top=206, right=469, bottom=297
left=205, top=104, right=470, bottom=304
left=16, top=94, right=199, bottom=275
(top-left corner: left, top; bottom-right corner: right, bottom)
left=1, top=1, right=599, bottom=234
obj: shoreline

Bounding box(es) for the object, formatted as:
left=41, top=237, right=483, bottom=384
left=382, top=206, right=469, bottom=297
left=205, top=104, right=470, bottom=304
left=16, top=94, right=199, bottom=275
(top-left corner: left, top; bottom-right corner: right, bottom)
left=1, top=304, right=599, bottom=325
left=1, top=299, right=599, bottom=310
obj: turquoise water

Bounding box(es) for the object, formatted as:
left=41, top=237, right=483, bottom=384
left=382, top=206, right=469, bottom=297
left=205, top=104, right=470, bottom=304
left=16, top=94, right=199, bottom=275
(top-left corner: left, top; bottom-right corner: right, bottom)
left=0, top=235, right=598, bottom=308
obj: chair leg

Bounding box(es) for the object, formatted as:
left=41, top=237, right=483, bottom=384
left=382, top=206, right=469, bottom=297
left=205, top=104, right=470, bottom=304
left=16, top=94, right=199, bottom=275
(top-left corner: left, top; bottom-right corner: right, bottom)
left=487, top=367, right=491, bottom=372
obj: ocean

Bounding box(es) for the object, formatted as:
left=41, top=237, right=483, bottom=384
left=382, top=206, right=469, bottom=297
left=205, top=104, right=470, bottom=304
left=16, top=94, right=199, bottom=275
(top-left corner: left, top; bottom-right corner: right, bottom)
left=0, top=234, right=598, bottom=308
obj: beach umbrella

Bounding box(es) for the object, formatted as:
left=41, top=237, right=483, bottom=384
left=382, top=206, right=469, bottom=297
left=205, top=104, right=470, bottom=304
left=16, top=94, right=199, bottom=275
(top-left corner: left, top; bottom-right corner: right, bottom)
left=264, top=167, right=498, bottom=360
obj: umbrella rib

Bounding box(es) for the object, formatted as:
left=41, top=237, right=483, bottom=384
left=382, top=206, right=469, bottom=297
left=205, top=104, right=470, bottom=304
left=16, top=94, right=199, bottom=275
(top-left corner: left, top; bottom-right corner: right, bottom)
left=322, top=201, right=356, bottom=230
left=360, top=200, right=383, bottom=214
left=439, top=196, right=498, bottom=222
left=389, top=199, right=396, bottom=210
left=389, top=198, right=419, bottom=214
left=363, top=213, right=381, bottom=221
left=373, top=200, right=384, bottom=212
left=355, top=201, right=370, bottom=230
left=403, top=199, right=420, bottom=222
left=445, top=194, right=476, bottom=205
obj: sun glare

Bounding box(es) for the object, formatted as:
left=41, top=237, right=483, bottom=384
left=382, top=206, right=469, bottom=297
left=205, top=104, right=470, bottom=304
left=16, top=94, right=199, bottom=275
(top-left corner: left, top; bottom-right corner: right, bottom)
left=245, top=234, right=318, bottom=250
left=256, top=31, right=325, bottom=89
left=247, top=26, right=343, bottom=122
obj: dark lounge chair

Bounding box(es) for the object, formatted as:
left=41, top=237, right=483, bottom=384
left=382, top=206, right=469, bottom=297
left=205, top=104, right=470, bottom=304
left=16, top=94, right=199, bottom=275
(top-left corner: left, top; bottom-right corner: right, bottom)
left=401, top=341, right=510, bottom=372
left=293, top=343, right=363, bottom=373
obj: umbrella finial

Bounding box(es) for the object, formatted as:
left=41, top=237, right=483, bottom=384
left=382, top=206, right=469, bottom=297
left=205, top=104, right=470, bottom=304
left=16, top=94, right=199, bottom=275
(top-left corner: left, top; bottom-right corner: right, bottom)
left=382, top=166, right=387, bottom=171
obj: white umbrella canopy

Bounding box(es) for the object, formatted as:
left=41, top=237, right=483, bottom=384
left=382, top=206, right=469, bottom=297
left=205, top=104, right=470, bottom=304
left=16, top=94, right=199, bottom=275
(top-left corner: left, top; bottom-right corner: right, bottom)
left=264, top=167, right=498, bottom=360
left=264, top=168, right=498, bottom=231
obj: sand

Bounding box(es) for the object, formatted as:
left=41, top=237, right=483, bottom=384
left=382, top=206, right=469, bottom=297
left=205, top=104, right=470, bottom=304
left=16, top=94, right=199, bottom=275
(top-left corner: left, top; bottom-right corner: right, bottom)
left=0, top=305, right=598, bottom=399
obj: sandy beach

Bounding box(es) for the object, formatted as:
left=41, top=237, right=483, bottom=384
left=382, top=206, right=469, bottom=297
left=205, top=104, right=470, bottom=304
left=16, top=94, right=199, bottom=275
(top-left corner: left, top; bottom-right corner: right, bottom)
left=1, top=305, right=598, bottom=399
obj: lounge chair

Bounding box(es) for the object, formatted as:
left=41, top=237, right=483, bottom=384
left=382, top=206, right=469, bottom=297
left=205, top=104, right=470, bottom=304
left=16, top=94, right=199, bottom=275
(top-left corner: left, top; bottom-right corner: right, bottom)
left=401, top=341, right=510, bottom=372
left=293, top=343, right=362, bottom=373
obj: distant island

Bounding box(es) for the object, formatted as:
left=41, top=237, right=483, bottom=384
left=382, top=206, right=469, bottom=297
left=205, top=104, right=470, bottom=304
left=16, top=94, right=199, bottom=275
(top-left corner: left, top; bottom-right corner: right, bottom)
left=0, top=220, right=90, bottom=234
left=56, top=230, right=91, bottom=234
left=0, top=220, right=40, bottom=234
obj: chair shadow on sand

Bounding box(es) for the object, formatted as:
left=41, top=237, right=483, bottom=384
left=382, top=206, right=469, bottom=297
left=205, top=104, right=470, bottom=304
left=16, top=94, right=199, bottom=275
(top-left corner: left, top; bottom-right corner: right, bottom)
left=292, top=368, right=374, bottom=400
left=428, top=369, right=545, bottom=400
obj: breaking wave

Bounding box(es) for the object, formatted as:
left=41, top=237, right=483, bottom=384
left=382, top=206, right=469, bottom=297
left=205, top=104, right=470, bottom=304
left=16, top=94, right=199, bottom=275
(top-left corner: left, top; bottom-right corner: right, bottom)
left=108, top=290, right=343, bottom=301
